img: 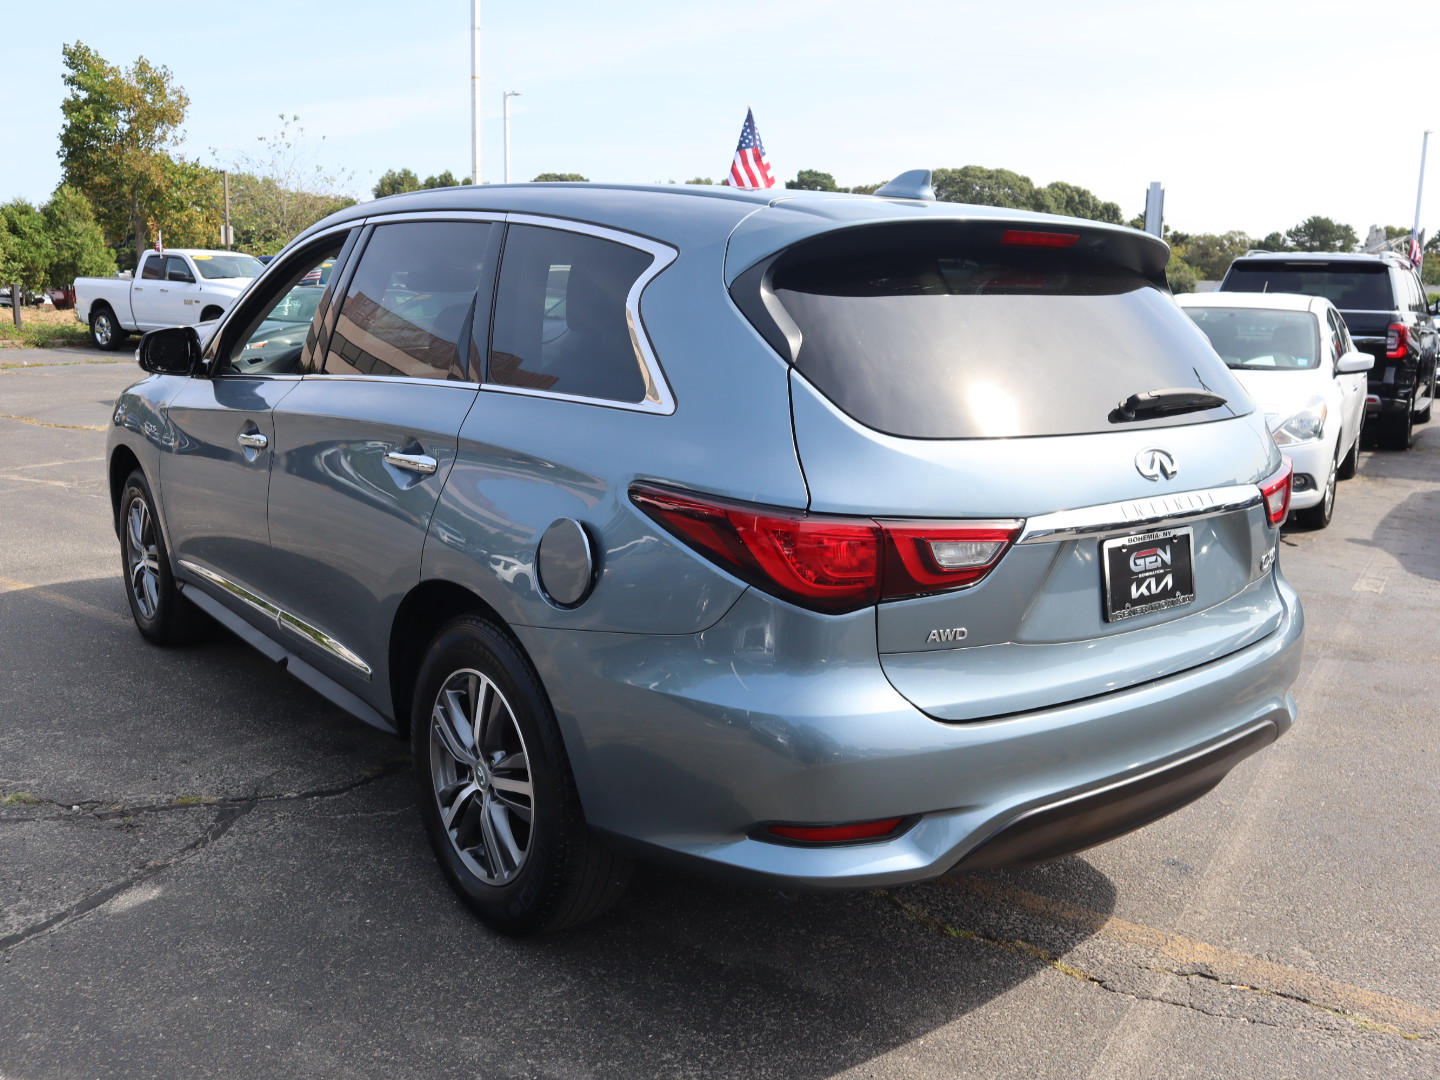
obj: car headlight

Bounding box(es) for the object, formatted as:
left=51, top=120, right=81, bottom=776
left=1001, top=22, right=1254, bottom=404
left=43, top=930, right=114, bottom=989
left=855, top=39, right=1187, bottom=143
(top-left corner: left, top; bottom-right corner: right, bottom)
left=1270, top=397, right=1327, bottom=446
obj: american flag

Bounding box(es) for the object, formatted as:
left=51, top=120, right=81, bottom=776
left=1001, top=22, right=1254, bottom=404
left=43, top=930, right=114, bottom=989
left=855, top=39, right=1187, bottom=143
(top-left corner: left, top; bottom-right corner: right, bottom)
left=729, top=108, right=775, bottom=189
left=1410, top=235, right=1423, bottom=270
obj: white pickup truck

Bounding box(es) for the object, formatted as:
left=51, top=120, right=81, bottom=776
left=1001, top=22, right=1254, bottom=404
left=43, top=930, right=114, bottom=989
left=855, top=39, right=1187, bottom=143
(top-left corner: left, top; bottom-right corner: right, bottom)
left=75, top=248, right=264, bottom=351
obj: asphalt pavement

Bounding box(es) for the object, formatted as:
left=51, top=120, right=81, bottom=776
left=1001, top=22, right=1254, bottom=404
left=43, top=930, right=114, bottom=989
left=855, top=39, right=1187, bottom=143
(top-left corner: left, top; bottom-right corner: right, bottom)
left=2, top=349, right=1437, bottom=1079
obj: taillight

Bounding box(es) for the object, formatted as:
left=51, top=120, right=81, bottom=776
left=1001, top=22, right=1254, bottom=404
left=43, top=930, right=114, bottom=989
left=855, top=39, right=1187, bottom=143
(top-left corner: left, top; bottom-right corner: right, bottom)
left=1259, top=458, right=1293, bottom=527
left=766, top=818, right=905, bottom=844
left=1385, top=322, right=1409, bottom=359
left=1001, top=229, right=1080, bottom=248
left=629, top=483, right=1022, bottom=614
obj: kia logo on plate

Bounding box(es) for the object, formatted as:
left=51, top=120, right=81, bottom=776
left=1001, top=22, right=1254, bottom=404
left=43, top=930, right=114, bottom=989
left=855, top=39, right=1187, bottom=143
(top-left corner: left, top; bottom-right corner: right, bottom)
left=1135, top=447, right=1178, bottom=481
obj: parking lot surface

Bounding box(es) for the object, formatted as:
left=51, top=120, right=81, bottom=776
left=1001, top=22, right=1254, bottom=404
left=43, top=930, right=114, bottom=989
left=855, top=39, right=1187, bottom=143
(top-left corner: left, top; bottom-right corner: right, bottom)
left=2, top=350, right=1438, bottom=1079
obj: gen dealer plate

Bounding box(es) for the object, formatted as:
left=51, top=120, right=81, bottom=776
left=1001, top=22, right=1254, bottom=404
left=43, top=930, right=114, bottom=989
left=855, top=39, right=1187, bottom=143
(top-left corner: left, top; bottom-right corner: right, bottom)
left=1102, top=527, right=1196, bottom=622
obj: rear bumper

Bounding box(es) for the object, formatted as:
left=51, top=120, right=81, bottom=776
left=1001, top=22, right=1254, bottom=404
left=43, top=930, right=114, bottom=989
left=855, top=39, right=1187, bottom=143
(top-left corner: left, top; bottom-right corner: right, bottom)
left=518, top=573, right=1304, bottom=891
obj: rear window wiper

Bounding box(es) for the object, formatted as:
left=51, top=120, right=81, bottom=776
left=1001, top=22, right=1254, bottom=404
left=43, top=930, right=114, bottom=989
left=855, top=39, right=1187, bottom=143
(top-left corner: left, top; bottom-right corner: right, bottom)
left=1110, top=387, right=1228, bottom=423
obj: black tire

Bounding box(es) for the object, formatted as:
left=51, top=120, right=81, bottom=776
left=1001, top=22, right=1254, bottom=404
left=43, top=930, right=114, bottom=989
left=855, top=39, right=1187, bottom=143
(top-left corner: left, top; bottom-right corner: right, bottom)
left=119, top=470, right=209, bottom=644
left=1379, top=401, right=1414, bottom=450
left=410, top=615, right=632, bottom=936
left=1294, top=450, right=1337, bottom=529
left=90, top=305, right=127, bottom=351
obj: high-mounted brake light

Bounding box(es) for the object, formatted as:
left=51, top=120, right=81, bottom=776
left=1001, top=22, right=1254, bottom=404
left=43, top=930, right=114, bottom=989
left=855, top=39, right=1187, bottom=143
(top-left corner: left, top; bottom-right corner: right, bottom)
left=629, top=483, right=1023, bottom=614
left=1001, top=229, right=1080, bottom=248
left=1385, top=322, right=1409, bottom=359
left=1259, top=458, right=1293, bottom=527
left=767, top=818, right=905, bottom=844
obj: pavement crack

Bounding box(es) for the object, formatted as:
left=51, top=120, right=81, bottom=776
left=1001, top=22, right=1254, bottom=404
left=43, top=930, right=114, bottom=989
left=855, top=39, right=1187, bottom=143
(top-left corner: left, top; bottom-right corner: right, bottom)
left=0, top=801, right=255, bottom=955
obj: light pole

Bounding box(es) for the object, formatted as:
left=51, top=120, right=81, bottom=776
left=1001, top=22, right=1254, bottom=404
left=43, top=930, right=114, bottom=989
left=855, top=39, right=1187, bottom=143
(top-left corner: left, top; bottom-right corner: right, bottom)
left=1413, top=129, right=1431, bottom=266
left=470, top=0, right=481, bottom=185
left=503, top=91, right=521, bottom=183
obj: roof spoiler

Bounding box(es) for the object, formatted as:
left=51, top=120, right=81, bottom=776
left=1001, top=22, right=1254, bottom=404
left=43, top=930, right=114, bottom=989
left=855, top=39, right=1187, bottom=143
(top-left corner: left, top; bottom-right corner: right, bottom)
left=874, top=169, right=935, bottom=202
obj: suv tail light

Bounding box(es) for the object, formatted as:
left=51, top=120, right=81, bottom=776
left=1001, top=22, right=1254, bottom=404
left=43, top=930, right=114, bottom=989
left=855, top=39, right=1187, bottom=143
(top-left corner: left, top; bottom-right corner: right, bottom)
left=629, top=483, right=1022, bottom=614
left=1385, top=322, right=1409, bottom=359
left=1259, top=458, right=1293, bottom=527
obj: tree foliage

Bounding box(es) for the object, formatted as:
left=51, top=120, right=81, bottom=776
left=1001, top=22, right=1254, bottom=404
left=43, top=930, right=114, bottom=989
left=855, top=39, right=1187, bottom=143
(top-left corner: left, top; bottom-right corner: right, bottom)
left=929, top=166, right=1121, bottom=224
left=43, top=184, right=115, bottom=286
left=1284, top=216, right=1357, bottom=253
left=217, top=117, right=356, bottom=255
left=1170, top=230, right=1252, bottom=280
left=58, top=42, right=217, bottom=266
left=531, top=173, right=589, bottom=183
left=1037, top=181, right=1123, bottom=224
left=0, top=201, right=52, bottom=293
left=374, top=168, right=421, bottom=199
left=786, top=169, right=840, bottom=192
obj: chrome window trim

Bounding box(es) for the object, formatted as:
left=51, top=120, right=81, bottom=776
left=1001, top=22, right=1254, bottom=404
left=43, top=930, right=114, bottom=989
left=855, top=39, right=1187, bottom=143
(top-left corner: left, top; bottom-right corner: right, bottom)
left=488, top=213, right=679, bottom=415
left=1017, top=484, right=1262, bottom=546
left=179, top=560, right=373, bottom=677
left=298, top=373, right=482, bottom=390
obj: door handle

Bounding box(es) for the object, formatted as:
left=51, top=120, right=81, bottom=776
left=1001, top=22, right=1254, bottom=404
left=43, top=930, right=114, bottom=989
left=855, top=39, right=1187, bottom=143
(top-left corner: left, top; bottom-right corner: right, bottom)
left=384, top=450, right=438, bottom=475
left=237, top=432, right=268, bottom=449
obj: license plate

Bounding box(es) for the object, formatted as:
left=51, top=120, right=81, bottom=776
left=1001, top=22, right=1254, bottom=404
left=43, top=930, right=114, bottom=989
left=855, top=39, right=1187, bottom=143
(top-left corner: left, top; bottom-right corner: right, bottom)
left=1102, top=527, right=1196, bottom=622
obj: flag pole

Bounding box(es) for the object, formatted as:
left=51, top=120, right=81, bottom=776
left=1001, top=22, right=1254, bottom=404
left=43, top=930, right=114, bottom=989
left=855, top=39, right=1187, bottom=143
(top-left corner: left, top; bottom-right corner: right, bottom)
left=1412, top=129, right=1430, bottom=252
left=470, top=0, right=482, bottom=186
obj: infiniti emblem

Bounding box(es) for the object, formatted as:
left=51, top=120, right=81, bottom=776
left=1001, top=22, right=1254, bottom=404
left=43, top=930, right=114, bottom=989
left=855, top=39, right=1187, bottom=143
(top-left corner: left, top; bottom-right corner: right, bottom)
left=1135, top=447, right=1178, bottom=481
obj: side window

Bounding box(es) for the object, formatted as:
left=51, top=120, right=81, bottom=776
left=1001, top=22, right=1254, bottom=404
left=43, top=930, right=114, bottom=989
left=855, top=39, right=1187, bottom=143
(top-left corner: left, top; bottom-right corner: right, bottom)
left=164, top=256, right=194, bottom=283
left=139, top=254, right=164, bottom=281
left=325, top=221, right=494, bottom=380
left=224, top=238, right=349, bottom=375
left=1325, top=309, right=1345, bottom=361
left=489, top=224, right=654, bottom=403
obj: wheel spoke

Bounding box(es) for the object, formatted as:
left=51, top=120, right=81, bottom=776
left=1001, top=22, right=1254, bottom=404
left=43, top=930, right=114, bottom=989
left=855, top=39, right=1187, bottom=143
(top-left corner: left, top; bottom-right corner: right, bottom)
left=433, top=691, right=476, bottom=766
left=481, top=795, right=524, bottom=877
left=440, top=779, right=481, bottom=831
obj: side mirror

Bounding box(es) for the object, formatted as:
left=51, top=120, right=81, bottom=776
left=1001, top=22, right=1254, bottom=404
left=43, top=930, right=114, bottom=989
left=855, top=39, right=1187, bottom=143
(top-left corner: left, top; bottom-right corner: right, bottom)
left=1336, top=350, right=1374, bottom=374
left=137, top=325, right=204, bottom=376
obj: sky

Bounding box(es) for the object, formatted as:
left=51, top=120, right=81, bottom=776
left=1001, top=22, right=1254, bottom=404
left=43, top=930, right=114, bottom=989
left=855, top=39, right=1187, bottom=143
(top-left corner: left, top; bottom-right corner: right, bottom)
left=2, top=0, right=1437, bottom=240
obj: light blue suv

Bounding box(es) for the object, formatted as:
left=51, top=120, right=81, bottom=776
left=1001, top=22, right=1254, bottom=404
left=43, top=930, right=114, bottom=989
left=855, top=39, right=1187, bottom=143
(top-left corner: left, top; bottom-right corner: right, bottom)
left=108, top=176, right=1304, bottom=934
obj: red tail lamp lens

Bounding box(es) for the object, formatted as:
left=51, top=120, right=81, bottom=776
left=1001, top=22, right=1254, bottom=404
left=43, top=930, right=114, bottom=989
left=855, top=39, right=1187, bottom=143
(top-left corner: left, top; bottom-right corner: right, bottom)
left=1001, top=229, right=1080, bottom=248
left=630, top=484, right=1022, bottom=614
left=768, top=818, right=904, bottom=843
left=1259, top=458, right=1293, bottom=527
left=1385, top=322, right=1408, bottom=359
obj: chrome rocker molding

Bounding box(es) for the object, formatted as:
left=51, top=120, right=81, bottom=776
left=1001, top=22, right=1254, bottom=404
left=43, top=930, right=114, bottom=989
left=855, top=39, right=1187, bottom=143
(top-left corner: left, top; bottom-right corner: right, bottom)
left=179, top=560, right=372, bottom=677
left=1018, top=484, right=1264, bottom=545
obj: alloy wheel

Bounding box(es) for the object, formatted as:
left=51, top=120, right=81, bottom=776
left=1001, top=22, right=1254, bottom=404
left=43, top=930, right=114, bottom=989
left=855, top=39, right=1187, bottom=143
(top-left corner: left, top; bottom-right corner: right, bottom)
left=428, top=668, right=535, bottom=885
left=124, top=496, right=161, bottom=620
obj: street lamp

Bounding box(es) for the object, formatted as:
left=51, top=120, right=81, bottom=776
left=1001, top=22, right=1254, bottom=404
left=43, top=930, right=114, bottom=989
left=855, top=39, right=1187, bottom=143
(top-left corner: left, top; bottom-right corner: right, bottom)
left=503, top=91, right=522, bottom=183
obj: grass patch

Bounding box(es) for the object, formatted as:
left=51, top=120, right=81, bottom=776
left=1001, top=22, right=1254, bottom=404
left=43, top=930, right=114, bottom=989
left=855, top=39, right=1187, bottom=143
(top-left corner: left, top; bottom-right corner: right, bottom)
left=0, top=308, right=94, bottom=350
left=1, top=791, right=44, bottom=805
left=174, top=795, right=221, bottom=806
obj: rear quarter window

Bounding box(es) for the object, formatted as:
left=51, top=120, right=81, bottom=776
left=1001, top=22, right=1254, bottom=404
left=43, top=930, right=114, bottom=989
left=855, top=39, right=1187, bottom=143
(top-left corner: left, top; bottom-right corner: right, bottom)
left=765, top=238, right=1246, bottom=439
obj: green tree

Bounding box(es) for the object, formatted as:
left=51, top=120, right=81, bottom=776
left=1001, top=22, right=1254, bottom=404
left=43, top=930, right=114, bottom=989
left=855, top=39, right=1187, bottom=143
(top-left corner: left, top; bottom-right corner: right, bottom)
left=848, top=181, right=885, bottom=195
left=531, top=173, right=588, bottom=183
left=218, top=117, right=356, bottom=254
left=422, top=170, right=461, bottom=189
left=1171, top=230, right=1252, bottom=281
left=58, top=42, right=197, bottom=266
left=0, top=200, right=53, bottom=293
left=684, top=177, right=715, bottom=185
left=1284, top=216, right=1357, bottom=252
left=1165, top=249, right=1199, bottom=294
left=1037, top=181, right=1123, bottom=224
left=931, top=166, right=1039, bottom=209
left=42, top=184, right=115, bottom=287
left=373, top=168, right=421, bottom=199
left=1258, top=231, right=1290, bottom=252
left=785, top=169, right=840, bottom=192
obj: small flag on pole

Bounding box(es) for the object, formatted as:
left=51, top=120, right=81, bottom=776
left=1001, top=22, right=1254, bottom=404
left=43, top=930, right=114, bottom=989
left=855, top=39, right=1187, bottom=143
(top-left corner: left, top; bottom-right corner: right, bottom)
left=729, top=108, right=775, bottom=189
left=1409, top=235, right=1423, bottom=270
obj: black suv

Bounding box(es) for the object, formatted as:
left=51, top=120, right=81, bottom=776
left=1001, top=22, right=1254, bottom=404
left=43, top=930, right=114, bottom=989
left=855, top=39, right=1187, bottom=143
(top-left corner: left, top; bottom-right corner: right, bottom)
left=1218, top=251, right=1437, bottom=449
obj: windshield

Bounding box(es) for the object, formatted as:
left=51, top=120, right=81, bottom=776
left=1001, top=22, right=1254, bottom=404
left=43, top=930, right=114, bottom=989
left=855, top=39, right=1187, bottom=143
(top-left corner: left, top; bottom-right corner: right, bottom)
left=191, top=254, right=264, bottom=280
left=1183, top=308, right=1321, bottom=370
left=769, top=244, right=1247, bottom=438
left=1221, top=261, right=1390, bottom=310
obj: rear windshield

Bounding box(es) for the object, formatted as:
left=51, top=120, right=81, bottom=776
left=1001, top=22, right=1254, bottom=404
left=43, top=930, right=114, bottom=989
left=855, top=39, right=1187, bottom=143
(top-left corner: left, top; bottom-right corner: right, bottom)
left=770, top=247, right=1246, bottom=439
left=1183, top=308, right=1321, bottom=370
left=1221, top=261, right=1391, bottom=310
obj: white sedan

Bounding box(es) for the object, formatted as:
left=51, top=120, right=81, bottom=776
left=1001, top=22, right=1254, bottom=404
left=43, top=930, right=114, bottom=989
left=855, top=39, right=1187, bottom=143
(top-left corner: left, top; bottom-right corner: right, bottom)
left=1177, top=292, right=1372, bottom=528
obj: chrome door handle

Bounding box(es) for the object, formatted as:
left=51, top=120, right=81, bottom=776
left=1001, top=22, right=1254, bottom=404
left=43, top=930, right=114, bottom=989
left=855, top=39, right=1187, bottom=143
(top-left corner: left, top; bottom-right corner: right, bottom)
left=384, top=451, right=438, bottom=475
left=237, top=432, right=268, bottom=449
